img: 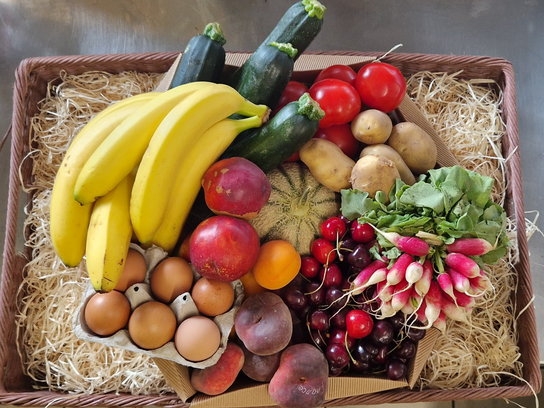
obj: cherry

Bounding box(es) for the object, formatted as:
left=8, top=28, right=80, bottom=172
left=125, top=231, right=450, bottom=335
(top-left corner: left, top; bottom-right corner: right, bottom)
left=320, top=216, right=347, bottom=242
left=282, top=286, right=308, bottom=311
left=350, top=220, right=376, bottom=244
left=300, top=256, right=321, bottom=279
left=346, top=309, right=374, bottom=339
left=309, top=309, right=330, bottom=331
left=326, top=343, right=350, bottom=369
left=311, top=238, right=337, bottom=264
left=319, top=263, right=343, bottom=287
left=305, top=281, right=326, bottom=305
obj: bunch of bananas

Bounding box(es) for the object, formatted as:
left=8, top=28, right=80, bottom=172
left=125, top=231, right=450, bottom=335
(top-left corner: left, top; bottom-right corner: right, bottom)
left=50, top=81, right=269, bottom=292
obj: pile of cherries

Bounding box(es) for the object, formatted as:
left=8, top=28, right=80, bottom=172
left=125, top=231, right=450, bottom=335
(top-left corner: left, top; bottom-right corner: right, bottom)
left=277, top=214, right=427, bottom=380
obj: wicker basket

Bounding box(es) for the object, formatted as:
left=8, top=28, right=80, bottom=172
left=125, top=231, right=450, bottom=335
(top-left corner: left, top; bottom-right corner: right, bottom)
left=0, top=51, right=540, bottom=407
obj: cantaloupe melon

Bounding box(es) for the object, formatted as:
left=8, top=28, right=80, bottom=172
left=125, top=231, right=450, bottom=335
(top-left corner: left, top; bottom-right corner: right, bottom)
left=249, top=162, right=340, bottom=255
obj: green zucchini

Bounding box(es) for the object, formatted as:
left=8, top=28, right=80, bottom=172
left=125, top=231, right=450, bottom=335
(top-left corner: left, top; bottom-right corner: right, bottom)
left=260, top=0, right=326, bottom=59
left=221, top=93, right=325, bottom=173
left=169, top=22, right=226, bottom=89
left=227, top=0, right=325, bottom=88
left=229, top=42, right=297, bottom=109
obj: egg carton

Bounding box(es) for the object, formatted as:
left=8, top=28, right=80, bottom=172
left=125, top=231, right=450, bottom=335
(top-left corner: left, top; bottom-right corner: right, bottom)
left=73, top=243, right=244, bottom=369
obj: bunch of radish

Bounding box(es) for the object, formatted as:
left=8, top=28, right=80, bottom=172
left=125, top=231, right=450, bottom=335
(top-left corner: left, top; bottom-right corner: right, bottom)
left=342, top=225, right=494, bottom=331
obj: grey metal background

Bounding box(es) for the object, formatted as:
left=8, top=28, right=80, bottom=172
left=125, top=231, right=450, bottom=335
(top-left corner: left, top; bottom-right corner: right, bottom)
left=1, top=0, right=543, bottom=368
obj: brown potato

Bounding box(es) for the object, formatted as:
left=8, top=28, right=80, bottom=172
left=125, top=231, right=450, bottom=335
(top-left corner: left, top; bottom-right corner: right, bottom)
left=360, top=144, right=416, bottom=185
left=350, top=109, right=393, bottom=145
left=387, top=122, right=437, bottom=174
left=299, top=138, right=355, bottom=192
left=350, top=154, right=400, bottom=198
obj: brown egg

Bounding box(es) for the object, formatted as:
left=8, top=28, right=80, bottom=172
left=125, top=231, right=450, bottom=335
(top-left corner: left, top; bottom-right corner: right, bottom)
left=128, top=301, right=177, bottom=349
left=84, top=291, right=131, bottom=336
left=175, top=316, right=221, bottom=362
left=114, top=249, right=147, bottom=292
left=191, top=278, right=234, bottom=317
left=150, top=257, right=194, bottom=304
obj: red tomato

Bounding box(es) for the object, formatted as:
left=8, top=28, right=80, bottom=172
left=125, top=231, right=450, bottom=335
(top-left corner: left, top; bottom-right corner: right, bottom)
left=273, top=81, right=309, bottom=114
left=285, top=151, right=300, bottom=162
left=309, top=79, right=361, bottom=128
left=314, top=65, right=357, bottom=87
left=355, top=62, right=406, bottom=113
left=313, top=124, right=360, bottom=159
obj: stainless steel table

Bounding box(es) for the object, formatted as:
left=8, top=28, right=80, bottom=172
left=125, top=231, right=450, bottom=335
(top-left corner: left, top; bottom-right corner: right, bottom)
left=1, top=0, right=542, bottom=367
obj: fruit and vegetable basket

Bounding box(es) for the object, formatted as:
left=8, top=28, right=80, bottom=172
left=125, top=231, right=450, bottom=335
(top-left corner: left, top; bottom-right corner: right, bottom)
left=0, top=1, right=541, bottom=407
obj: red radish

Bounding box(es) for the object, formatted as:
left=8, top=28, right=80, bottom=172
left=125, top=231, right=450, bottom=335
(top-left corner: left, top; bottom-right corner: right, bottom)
left=444, top=252, right=481, bottom=278
left=375, top=280, right=395, bottom=303
left=422, top=280, right=443, bottom=328
left=349, top=260, right=387, bottom=295
left=401, top=288, right=423, bottom=315
left=443, top=289, right=476, bottom=309
left=441, top=296, right=469, bottom=322
left=391, top=280, right=412, bottom=312
left=469, top=273, right=492, bottom=296
left=437, top=272, right=457, bottom=302
left=379, top=300, right=396, bottom=318
left=370, top=226, right=430, bottom=256
left=447, top=267, right=471, bottom=293
left=386, top=253, right=413, bottom=286
left=433, top=311, right=447, bottom=331
left=405, top=261, right=424, bottom=285
left=446, top=238, right=494, bottom=256
left=351, top=267, right=387, bottom=295
left=414, top=259, right=433, bottom=297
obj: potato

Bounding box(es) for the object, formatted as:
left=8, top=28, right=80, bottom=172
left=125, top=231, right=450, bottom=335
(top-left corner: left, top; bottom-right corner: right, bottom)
left=350, top=109, right=393, bottom=145
left=349, top=154, right=400, bottom=198
left=387, top=122, right=437, bottom=174
left=360, top=144, right=416, bottom=185
left=299, top=138, right=355, bottom=192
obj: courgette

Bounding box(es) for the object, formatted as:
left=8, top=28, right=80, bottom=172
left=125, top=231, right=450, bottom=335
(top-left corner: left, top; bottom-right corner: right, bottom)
left=230, top=42, right=298, bottom=109
left=221, top=93, right=324, bottom=173
left=260, top=0, right=326, bottom=59
left=169, top=22, right=226, bottom=88
left=227, top=0, right=325, bottom=88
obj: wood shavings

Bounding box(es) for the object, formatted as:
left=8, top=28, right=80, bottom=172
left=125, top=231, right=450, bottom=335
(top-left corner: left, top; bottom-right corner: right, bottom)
left=406, top=71, right=523, bottom=389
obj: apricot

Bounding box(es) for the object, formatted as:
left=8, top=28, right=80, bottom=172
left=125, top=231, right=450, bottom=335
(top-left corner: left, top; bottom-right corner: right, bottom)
left=189, top=215, right=260, bottom=282
left=202, top=157, right=271, bottom=220
left=190, top=342, right=245, bottom=396
left=239, top=341, right=281, bottom=383
left=269, top=344, right=329, bottom=408
left=235, top=292, right=292, bottom=356
left=252, top=240, right=301, bottom=290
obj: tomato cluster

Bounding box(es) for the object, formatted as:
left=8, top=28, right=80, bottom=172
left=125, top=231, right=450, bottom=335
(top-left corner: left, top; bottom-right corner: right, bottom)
left=274, top=61, right=406, bottom=161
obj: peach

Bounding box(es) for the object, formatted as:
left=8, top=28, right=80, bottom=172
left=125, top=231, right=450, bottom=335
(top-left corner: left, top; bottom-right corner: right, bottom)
left=235, top=292, right=292, bottom=356
left=189, top=215, right=260, bottom=282
left=269, top=344, right=329, bottom=408
left=239, top=341, right=281, bottom=383
left=190, top=342, right=245, bottom=396
left=202, top=157, right=271, bottom=220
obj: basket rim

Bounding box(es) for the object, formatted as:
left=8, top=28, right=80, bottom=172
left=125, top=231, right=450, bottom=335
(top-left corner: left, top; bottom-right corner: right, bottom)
left=1, top=50, right=541, bottom=406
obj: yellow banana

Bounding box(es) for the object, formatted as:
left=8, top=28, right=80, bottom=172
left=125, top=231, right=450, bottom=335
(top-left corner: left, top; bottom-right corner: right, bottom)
left=50, top=92, right=158, bottom=267
left=151, top=115, right=264, bottom=252
left=85, top=169, right=136, bottom=292
left=130, top=84, right=269, bottom=243
left=73, top=81, right=216, bottom=205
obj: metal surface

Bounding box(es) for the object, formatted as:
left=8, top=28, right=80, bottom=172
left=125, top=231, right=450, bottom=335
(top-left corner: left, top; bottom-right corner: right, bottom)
left=0, top=0, right=542, bottom=370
